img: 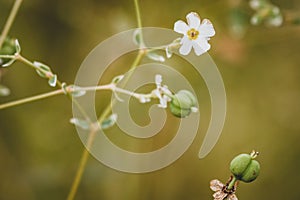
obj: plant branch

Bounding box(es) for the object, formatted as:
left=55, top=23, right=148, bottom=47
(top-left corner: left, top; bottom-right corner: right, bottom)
left=67, top=1, right=146, bottom=198
left=66, top=50, right=146, bottom=200
left=0, top=0, right=23, bottom=48
left=0, top=89, right=64, bottom=110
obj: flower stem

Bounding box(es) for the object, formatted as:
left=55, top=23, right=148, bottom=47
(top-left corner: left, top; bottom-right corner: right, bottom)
left=67, top=1, right=146, bottom=196
left=134, top=0, right=142, bottom=30
left=0, top=89, right=64, bottom=110
left=227, top=176, right=237, bottom=190
left=67, top=127, right=97, bottom=200
left=66, top=50, right=146, bottom=200
left=0, top=0, right=23, bottom=49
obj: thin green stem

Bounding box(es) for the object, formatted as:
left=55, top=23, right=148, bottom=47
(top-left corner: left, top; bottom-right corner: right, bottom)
left=16, top=54, right=92, bottom=122
left=227, top=176, right=237, bottom=190
left=67, top=50, right=146, bottom=200
left=17, top=54, right=40, bottom=70
left=67, top=127, right=97, bottom=200
left=134, top=0, right=142, bottom=29
left=0, top=55, right=15, bottom=59
left=67, top=1, right=145, bottom=199
left=0, top=0, right=23, bottom=48
left=0, top=89, right=64, bottom=110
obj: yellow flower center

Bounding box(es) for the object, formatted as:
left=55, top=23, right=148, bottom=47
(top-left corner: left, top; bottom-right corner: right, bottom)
left=187, top=28, right=199, bottom=40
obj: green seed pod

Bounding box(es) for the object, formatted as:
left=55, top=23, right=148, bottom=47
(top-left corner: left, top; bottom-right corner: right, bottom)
left=230, top=152, right=260, bottom=183
left=169, top=90, right=197, bottom=118
left=240, top=160, right=260, bottom=183
left=0, top=37, right=17, bottom=66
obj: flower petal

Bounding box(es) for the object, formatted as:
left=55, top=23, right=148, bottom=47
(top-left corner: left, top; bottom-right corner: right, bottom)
left=229, top=194, right=238, bottom=200
left=186, top=12, right=201, bottom=29
left=155, top=74, right=162, bottom=86
left=179, top=36, right=193, bottom=55
left=159, top=95, right=168, bottom=108
left=210, top=179, right=224, bottom=191
left=194, top=38, right=211, bottom=55
left=199, top=19, right=216, bottom=37
left=174, top=20, right=189, bottom=34
left=213, top=191, right=227, bottom=200
left=192, top=42, right=206, bottom=56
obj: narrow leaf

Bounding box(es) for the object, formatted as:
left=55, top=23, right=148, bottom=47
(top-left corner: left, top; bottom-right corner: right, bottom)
left=34, top=61, right=52, bottom=78
left=165, top=46, right=173, bottom=58
left=101, top=114, right=117, bottom=130
left=147, top=52, right=165, bottom=62
left=15, top=39, right=21, bottom=53
left=68, top=85, right=86, bottom=97
left=48, top=74, right=57, bottom=87
left=133, top=29, right=142, bottom=46
left=111, top=75, right=124, bottom=84
left=70, top=118, right=90, bottom=130
left=1, top=58, right=16, bottom=67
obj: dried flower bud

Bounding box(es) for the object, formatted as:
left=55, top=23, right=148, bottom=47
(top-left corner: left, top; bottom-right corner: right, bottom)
left=230, top=152, right=260, bottom=183
left=169, top=90, right=197, bottom=118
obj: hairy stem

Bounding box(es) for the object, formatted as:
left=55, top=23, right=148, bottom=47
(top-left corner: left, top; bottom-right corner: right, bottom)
left=0, top=0, right=23, bottom=48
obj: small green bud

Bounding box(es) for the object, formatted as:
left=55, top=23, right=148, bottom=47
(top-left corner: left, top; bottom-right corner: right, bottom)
left=230, top=151, right=260, bottom=183
left=169, top=90, right=197, bottom=118
left=0, top=37, right=18, bottom=67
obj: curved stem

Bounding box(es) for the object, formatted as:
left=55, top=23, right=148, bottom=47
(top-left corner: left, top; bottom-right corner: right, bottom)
left=227, top=176, right=237, bottom=190
left=0, top=0, right=23, bottom=48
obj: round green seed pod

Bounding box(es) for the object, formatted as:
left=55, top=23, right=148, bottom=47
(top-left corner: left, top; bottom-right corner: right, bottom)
left=169, top=90, right=197, bottom=118
left=230, top=153, right=260, bottom=183
left=240, top=160, right=260, bottom=183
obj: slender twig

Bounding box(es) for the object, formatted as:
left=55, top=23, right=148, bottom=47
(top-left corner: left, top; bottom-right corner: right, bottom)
left=0, top=89, right=64, bottom=110
left=0, top=83, right=148, bottom=110
left=134, top=0, right=143, bottom=31
left=0, top=0, right=23, bottom=48
left=67, top=1, right=145, bottom=199
left=66, top=126, right=97, bottom=200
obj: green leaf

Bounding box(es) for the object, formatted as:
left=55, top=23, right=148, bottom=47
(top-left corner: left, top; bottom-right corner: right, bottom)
left=70, top=118, right=90, bottom=130
left=101, top=114, right=117, bottom=129
left=146, top=52, right=165, bottom=62
left=48, top=74, right=57, bottom=87
left=0, top=37, right=17, bottom=67
left=165, top=46, right=173, bottom=58
left=15, top=39, right=21, bottom=53
left=33, top=61, right=52, bottom=78
left=133, top=29, right=142, bottom=46
left=0, top=84, right=10, bottom=96
left=68, top=85, right=86, bottom=97
left=111, top=75, right=124, bottom=84
left=1, top=58, right=16, bottom=67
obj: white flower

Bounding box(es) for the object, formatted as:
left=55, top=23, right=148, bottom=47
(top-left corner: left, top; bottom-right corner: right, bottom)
left=174, top=12, right=215, bottom=56
left=152, top=74, right=172, bottom=108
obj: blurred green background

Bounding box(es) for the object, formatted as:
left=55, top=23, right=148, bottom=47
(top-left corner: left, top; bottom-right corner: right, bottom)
left=1, top=0, right=300, bottom=199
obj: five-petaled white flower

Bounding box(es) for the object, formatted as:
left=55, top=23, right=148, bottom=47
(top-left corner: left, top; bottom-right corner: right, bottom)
left=174, top=12, right=215, bottom=56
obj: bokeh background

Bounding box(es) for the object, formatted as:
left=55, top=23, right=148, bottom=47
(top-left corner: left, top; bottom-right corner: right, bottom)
left=1, top=0, right=300, bottom=199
